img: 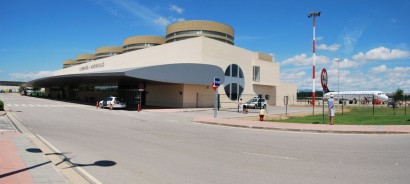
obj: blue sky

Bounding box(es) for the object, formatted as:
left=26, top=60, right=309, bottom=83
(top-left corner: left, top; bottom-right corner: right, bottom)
left=1, top=0, right=409, bottom=93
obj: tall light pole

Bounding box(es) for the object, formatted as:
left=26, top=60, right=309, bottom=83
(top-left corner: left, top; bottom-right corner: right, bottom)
left=335, top=59, right=341, bottom=97
left=335, top=59, right=344, bottom=115
left=308, top=11, right=320, bottom=115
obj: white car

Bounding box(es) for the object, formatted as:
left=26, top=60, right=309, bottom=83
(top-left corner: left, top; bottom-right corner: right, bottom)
left=244, top=97, right=267, bottom=109
left=99, top=96, right=126, bottom=109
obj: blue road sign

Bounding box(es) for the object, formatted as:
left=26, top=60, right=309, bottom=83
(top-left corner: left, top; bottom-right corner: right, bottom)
left=214, top=77, right=221, bottom=87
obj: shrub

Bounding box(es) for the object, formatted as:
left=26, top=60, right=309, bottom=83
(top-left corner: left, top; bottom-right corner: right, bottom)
left=0, top=100, right=3, bottom=111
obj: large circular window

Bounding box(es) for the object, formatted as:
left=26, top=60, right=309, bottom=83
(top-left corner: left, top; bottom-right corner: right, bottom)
left=224, top=64, right=245, bottom=101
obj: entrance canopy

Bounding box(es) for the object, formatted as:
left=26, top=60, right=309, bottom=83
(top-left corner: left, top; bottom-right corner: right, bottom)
left=27, top=63, right=225, bottom=87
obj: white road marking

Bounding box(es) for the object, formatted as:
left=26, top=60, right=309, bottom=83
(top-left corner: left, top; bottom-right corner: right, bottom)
left=242, top=152, right=296, bottom=160
left=3, top=103, right=84, bottom=108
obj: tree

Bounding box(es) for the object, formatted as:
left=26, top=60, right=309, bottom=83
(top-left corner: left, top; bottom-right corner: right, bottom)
left=393, top=88, right=403, bottom=102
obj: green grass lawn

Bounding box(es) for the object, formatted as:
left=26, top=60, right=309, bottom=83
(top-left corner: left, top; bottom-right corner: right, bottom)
left=271, top=106, right=410, bottom=125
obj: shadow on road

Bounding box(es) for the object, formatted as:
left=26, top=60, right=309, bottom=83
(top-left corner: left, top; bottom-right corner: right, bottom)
left=26, top=148, right=117, bottom=169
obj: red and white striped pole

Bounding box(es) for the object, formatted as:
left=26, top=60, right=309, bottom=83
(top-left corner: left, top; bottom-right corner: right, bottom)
left=308, top=11, right=320, bottom=115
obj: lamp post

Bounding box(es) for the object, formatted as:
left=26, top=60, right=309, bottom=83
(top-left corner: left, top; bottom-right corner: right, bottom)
left=308, top=11, right=321, bottom=115
left=335, top=59, right=341, bottom=98
left=335, top=59, right=343, bottom=115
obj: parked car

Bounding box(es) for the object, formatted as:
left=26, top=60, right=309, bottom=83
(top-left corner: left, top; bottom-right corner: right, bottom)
left=21, top=89, right=33, bottom=96
left=99, top=96, right=126, bottom=109
left=244, top=97, right=267, bottom=109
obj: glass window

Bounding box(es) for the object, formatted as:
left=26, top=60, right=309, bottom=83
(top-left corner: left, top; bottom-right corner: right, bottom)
left=232, top=64, right=238, bottom=77
left=224, top=83, right=244, bottom=101
left=225, top=66, right=231, bottom=76
left=253, top=66, right=260, bottom=82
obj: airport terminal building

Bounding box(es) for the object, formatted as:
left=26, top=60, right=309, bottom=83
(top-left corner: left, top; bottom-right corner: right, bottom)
left=28, top=20, right=296, bottom=108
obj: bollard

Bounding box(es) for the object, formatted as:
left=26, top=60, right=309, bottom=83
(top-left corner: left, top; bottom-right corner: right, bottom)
left=96, top=101, right=99, bottom=108
left=259, top=109, right=265, bottom=121
left=110, top=103, right=113, bottom=111
left=138, top=103, right=141, bottom=112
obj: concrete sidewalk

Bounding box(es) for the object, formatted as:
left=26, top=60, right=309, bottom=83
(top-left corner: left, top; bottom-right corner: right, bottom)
left=0, top=111, right=67, bottom=184
left=192, top=116, right=410, bottom=134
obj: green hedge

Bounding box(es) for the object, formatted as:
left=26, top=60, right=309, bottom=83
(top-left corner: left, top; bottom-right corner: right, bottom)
left=0, top=100, right=3, bottom=111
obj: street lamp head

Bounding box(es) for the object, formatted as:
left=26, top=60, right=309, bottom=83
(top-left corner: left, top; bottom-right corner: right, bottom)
left=308, top=11, right=321, bottom=18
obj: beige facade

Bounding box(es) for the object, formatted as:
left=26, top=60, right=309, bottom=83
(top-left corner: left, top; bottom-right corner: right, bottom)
left=46, top=37, right=296, bottom=107
left=37, top=20, right=296, bottom=108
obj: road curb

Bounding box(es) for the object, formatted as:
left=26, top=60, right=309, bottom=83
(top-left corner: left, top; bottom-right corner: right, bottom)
left=192, top=117, right=410, bottom=134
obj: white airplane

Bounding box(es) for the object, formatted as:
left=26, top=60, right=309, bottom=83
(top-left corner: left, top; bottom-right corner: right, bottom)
left=323, top=91, right=389, bottom=101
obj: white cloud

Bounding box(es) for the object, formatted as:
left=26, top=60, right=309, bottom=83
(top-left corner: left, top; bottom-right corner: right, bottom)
left=330, top=58, right=358, bottom=69
left=281, top=53, right=329, bottom=66
left=316, top=36, right=323, bottom=41
left=95, top=0, right=185, bottom=27
left=342, top=28, right=365, bottom=54
left=392, top=66, right=410, bottom=73
left=284, top=62, right=410, bottom=92
left=10, top=71, right=54, bottom=81
left=155, top=16, right=170, bottom=26
left=169, top=4, right=184, bottom=14
left=317, top=44, right=341, bottom=51
left=371, top=65, right=388, bottom=73
left=155, top=16, right=185, bottom=26
left=353, top=47, right=410, bottom=61
left=281, top=71, right=306, bottom=79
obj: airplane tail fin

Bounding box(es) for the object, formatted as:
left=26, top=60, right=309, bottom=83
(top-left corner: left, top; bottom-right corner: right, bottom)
left=323, top=86, right=330, bottom=93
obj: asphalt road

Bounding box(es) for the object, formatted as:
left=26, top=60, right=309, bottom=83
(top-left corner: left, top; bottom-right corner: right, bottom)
left=1, top=94, right=410, bottom=184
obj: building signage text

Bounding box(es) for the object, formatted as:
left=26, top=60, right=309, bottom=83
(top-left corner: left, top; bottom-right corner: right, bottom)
left=79, top=62, right=105, bottom=71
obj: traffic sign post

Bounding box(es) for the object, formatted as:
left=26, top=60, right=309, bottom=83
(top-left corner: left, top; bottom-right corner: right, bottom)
left=214, top=77, right=221, bottom=87
left=138, top=82, right=145, bottom=112
left=212, top=77, right=220, bottom=118
left=320, top=68, right=328, bottom=124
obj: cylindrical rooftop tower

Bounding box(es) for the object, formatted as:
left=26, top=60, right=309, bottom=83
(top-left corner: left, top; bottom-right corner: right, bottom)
left=123, top=36, right=165, bottom=53
left=166, top=20, right=234, bottom=45
left=63, top=59, right=77, bottom=68
left=76, top=54, right=95, bottom=64
left=95, top=46, right=123, bottom=60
